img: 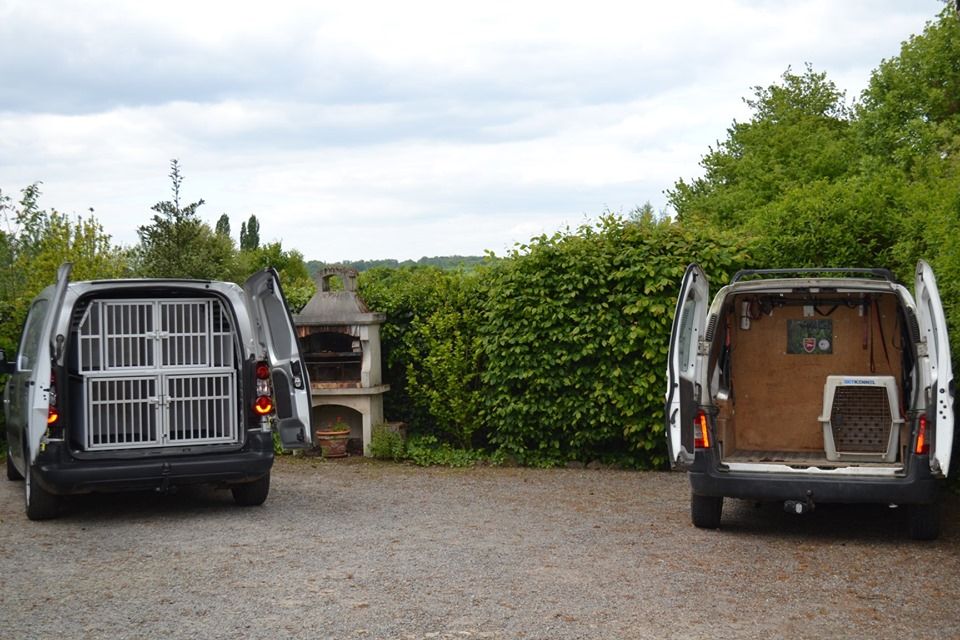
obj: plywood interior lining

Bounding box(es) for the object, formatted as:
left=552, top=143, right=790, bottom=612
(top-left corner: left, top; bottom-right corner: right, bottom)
left=716, top=293, right=904, bottom=454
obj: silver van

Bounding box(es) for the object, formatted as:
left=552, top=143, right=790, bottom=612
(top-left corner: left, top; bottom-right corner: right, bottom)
left=3, top=263, right=313, bottom=519
left=666, top=261, right=953, bottom=539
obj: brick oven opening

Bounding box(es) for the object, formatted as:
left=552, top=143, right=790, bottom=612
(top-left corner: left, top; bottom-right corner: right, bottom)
left=298, top=326, right=362, bottom=387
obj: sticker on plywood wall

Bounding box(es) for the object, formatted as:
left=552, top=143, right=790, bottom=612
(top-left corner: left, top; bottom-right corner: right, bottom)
left=787, top=319, right=833, bottom=354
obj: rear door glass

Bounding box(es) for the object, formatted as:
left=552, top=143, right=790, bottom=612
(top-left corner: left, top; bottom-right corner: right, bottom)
left=677, top=298, right=697, bottom=373
left=18, top=300, right=49, bottom=371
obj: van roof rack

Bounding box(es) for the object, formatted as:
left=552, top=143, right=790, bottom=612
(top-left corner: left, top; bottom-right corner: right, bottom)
left=730, top=268, right=898, bottom=284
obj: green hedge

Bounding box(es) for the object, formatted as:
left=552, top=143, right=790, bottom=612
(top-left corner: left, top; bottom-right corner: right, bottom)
left=359, top=215, right=749, bottom=468
left=479, top=215, right=748, bottom=467
left=359, top=265, right=486, bottom=447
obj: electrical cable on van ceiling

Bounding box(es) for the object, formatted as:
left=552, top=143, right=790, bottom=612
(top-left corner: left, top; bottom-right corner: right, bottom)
left=874, top=298, right=891, bottom=371
left=863, top=302, right=871, bottom=351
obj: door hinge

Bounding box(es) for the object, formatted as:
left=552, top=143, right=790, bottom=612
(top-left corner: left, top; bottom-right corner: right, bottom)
left=916, top=341, right=928, bottom=358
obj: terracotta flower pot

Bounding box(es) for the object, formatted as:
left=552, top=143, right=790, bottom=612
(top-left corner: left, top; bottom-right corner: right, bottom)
left=315, top=429, right=350, bottom=458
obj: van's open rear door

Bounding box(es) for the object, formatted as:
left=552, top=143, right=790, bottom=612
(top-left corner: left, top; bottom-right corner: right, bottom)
left=665, top=264, right=710, bottom=469
left=245, top=269, right=313, bottom=449
left=27, top=263, right=71, bottom=464
left=915, top=260, right=954, bottom=476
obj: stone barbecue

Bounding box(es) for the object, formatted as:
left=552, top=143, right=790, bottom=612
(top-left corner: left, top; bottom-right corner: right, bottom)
left=294, top=267, right=388, bottom=454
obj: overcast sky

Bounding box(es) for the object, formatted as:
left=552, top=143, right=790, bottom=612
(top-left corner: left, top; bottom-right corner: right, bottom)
left=0, top=0, right=945, bottom=262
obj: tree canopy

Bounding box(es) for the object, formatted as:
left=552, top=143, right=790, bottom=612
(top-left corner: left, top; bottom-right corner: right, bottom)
left=240, top=214, right=260, bottom=251
left=131, top=162, right=312, bottom=305
left=134, top=160, right=235, bottom=279
left=0, top=183, right=127, bottom=354
left=669, top=66, right=855, bottom=228
left=669, top=5, right=960, bottom=352
left=215, top=213, right=231, bottom=237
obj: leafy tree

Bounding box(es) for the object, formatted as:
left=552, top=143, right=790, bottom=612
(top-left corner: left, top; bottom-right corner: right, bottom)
left=856, top=4, right=960, bottom=173
left=669, top=65, right=855, bottom=229
left=628, top=202, right=658, bottom=224
left=240, top=214, right=260, bottom=251
left=853, top=4, right=960, bottom=355
left=215, top=213, right=231, bottom=237
left=134, top=160, right=236, bottom=279
left=667, top=5, right=960, bottom=359
left=666, top=64, right=912, bottom=271
left=0, top=187, right=23, bottom=355
left=0, top=184, right=126, bottom=354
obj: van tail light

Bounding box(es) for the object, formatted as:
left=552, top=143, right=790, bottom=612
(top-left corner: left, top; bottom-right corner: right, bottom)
left=694, top=410, right=711, bottom=449
left=46, top=371, right=62, bottom=438
left=915, top=414, right=930, bottom=455
left=253, top=361, right=274, bottom=417
left=254, top=395, right=274, bottom=415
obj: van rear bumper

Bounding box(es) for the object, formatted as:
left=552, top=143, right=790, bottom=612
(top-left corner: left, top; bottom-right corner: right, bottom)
left=33, top=431, right=275, bottom=495
left=689, top=451, right=940, bottom=505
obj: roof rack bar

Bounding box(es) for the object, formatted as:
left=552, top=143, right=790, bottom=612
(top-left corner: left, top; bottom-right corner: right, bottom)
left=730, top=268, right=898, bottom=284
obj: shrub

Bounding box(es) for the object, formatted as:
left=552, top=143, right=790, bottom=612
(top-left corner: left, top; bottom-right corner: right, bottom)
left=369, top=424, right=406, bottom=461
left=403, top=435, right=495, bottom=467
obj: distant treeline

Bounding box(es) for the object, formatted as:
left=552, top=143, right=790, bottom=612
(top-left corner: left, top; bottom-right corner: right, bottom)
left=307, top=255, right=490, bottom=275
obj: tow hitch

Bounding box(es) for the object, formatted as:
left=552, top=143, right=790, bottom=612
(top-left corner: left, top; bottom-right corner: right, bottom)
left=784, top=493, right=815, bottom=515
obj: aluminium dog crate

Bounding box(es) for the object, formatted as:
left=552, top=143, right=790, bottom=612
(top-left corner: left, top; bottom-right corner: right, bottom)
left=818, top=375, right=902, bottom=463
left=75, top=298, right=239, bottom=450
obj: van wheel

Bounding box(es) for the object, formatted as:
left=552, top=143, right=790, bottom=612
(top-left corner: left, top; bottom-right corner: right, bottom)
left=24, top=463, right=59, bottom=521
left=232, top=472, right=270, bottom=506
left=6, top=454, right=24, bottom=481
left=691, top=493, right=723, bottom=529
left=907, top=502, right=940, bottom=540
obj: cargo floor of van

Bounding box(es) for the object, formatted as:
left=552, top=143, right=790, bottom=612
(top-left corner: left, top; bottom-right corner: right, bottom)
left=721, top=450, right=902, bottom=469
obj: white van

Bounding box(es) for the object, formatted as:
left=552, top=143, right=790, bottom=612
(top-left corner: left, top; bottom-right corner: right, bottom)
left=3, top=263, right=313, bottom=519
left=666, top=262, right=953, bottom=539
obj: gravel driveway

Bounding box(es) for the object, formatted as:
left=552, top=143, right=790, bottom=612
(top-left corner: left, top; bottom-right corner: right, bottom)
left=1, top=457, right=958, bottom=640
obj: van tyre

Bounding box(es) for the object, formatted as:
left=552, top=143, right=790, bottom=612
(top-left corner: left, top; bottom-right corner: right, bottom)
left=24, top=463, right=59, bottom=521
left=6, top=454, right=24, bottom=481
left=907, top=502, right=940, bottom=540
left=232, top=472, right=270, bottom=506
left=691, top=493, right=723, bottom=529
